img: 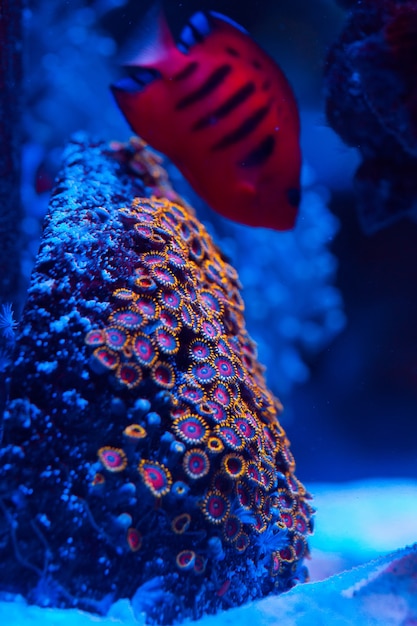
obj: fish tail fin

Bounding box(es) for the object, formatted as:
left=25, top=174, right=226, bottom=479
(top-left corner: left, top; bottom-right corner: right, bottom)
left=121, top=2, right=177, bottom=70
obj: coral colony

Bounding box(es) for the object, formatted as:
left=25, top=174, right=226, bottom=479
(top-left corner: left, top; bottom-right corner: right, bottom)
left=0, top=137, right=313, bottom=624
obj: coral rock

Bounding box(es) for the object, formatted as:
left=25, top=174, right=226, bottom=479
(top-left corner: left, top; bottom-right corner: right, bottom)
left=325, top=0, right=417, bottom=233
left=0, top=135, right=313, bottom=624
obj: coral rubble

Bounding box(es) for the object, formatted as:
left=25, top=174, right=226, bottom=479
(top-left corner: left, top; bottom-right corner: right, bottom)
left=0, top=136, right=313, bottom=624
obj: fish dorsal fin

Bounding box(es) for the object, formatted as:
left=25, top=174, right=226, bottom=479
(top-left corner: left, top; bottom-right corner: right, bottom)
left=122, top=2, right=177, bottom=70
left=208, top=12, right=249, bottom=35
left=178, top=11, right=212, bottom=53
left=178, top=10, right=249, bottom=53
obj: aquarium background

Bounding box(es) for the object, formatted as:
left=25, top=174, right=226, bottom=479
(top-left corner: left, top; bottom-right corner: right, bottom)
left=1, top=0, right=416, bottom=622
left=19, top=0, right=417, bottom=484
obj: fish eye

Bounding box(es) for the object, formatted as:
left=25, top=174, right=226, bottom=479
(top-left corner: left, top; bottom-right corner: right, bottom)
left=286, top=188, right=301, bottom=207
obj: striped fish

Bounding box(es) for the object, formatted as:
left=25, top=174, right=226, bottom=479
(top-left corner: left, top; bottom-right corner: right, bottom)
left=111, top=9, right=301, bottom=231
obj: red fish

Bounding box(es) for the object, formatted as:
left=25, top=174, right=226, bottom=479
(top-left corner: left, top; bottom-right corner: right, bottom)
left=111, top=9, right=301, bottom=231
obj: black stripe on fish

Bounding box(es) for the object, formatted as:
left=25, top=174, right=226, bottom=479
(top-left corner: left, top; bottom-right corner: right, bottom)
left=287, top=187, right=301, bottom=207
left=239, top=134, right=275, bottom=167
left=225, top=46, right=240, bottom=57
left=211, top=102, right=271, bottom=151
left=176, top=64, right=232, bottom=110
left=192, top=82, right=256, bottom=131
left=252, top=59, right=262, bottom=70
left=173, top=61, right=199, bottom=82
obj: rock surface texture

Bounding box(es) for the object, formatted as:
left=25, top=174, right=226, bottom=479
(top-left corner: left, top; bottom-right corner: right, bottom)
left=0, top=136, right=313, bottom=624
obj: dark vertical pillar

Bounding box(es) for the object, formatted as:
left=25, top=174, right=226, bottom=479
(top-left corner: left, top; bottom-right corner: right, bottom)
left=0, top=0, right=23, bottom=304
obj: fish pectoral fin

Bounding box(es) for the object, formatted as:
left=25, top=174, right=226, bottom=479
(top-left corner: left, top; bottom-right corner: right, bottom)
left=124, top=66, right=161, bottom=88
left=111, top=77, right=142, bottom=95
left=110, top=69, right=159, bottom=96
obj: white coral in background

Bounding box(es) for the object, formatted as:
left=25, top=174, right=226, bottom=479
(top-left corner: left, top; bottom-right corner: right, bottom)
left=219, top=162, right=346, bottom=399
left=0, top=303, right=17, bottom=341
